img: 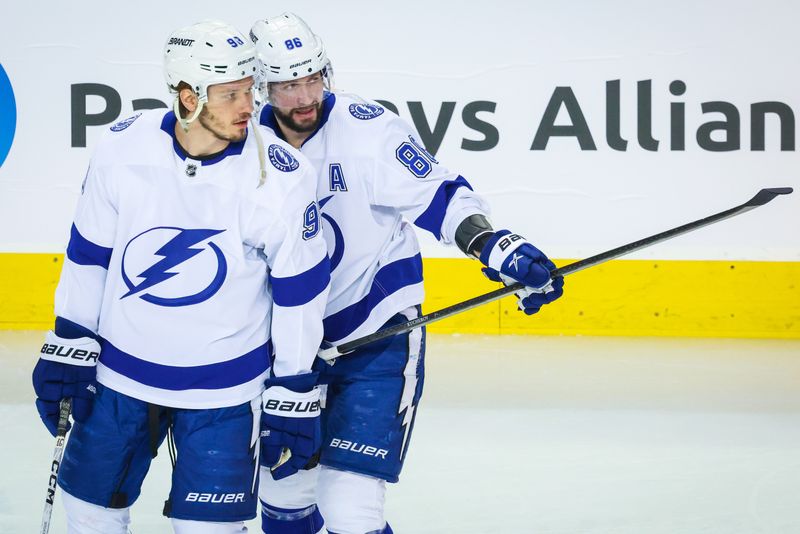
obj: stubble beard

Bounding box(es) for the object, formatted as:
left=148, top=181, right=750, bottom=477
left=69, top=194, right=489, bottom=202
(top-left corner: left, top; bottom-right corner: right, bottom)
left=198, top=108, right=248, bottom=143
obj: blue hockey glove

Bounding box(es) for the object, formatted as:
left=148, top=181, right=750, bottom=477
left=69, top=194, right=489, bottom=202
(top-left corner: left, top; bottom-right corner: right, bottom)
left=260, top=372, right=322, bottom=481
left=32, top=331, right=99, bottom=436
left=479, top=229, right=564, bottom=315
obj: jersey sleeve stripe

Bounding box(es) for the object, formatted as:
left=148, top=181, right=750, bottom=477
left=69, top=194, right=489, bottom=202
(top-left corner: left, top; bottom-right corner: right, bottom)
left=323, top=254, right=423, bottom=342
left=414, top=176, right=473, bottom=239
left=98, top=338, right=272, bottom=391
left=54, top=316, right=98, bottom=340
left=269, top=256, right=331, bottom=307
left=66, top=223, right=113, bottom=269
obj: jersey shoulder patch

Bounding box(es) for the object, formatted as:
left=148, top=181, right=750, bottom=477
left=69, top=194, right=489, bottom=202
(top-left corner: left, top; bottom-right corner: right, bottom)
left=268, top=144, right=299, bottom=172
left=110, top=113, right=143, bottom=132
left=348, top=102, right=384, bottom=120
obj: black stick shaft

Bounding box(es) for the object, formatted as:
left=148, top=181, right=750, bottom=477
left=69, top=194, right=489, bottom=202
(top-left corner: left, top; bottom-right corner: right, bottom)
left=318, top=187, right=792, bottom=360
left=40, top=398, right=71, bottom=534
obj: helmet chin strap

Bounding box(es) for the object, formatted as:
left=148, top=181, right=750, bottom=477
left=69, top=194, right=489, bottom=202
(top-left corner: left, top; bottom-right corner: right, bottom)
left=173, top=96, right=204, bottom=132
left=250, top=118, right=268, bottom=188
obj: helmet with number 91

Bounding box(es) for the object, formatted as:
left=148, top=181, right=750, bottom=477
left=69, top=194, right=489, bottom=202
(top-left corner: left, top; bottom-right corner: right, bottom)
left=163, top=20, right=258, bottom=130
left=249, top=12, right=334, bottom=106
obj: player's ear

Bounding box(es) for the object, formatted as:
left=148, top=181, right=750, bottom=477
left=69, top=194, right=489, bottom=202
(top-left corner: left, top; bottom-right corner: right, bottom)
left=179, top=87, right=198, bottom=115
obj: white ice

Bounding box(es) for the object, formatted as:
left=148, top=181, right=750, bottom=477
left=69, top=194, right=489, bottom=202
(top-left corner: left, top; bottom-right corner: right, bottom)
left=2, top=331, right=799, bottom=533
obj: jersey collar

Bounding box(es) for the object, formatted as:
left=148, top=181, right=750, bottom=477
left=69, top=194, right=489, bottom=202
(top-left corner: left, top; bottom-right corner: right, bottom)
left=160, top=111, right=246, bottom=165
left=259, top=93, right=336, bottom=148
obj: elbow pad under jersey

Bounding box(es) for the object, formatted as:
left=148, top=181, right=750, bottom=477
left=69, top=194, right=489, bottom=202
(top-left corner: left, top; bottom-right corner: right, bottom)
left=455, top=214, right=494, bottom=258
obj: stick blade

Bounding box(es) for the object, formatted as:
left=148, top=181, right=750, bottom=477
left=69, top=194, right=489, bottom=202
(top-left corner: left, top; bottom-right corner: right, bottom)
left=747, top=187, right=793, bottom=207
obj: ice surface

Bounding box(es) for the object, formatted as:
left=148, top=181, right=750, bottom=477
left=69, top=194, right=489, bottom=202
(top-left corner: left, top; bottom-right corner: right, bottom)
left=3, top=331, right=799, bottom=533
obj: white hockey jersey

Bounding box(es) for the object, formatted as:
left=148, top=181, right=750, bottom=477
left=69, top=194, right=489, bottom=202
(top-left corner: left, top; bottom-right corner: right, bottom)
left=259, top=94, right=489, bottom=344
left=55, top=109, right=330, bottom=409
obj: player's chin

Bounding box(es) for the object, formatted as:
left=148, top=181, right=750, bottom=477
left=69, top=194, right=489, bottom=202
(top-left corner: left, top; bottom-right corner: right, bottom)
left=229, top=124, right=249, bottom=141
left=294, top=115, right=319, bottom=132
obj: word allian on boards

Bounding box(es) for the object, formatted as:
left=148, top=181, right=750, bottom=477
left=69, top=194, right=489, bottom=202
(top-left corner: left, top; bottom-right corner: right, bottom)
left=530, top=79, right=795, bottom=152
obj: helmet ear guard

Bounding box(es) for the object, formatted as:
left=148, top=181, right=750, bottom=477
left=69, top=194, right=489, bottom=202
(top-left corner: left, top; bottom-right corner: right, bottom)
left=163, top=20, right=258, bottom=130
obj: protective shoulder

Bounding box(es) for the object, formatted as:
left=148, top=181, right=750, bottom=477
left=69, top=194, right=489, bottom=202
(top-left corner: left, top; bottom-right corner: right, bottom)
left=335, top=94, right=491, bottom=243
left=249, top=126, right=318, bottom=206
left=330, top=93, right=415, bottom=150
left=74, top=112, right=167, bottom=223
left=89, top=109, right=170, bottom=168
left=244, top=126, right=321, bottom=257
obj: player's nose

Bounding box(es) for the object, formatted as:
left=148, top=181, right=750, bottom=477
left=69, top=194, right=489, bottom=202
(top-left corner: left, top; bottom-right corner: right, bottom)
left=240, top=94, right=255, bottom=114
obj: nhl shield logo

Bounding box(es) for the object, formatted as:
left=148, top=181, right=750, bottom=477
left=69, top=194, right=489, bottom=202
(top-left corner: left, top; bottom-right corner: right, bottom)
left=185, top=163, right=197, bottom=177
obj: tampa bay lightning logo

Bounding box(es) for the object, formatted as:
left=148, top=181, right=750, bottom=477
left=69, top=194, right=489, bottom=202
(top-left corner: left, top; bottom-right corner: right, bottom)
left=318, top=195, right=344, bottom=271
left=268, top=144, right=299, bottom=172
left=120, top=227, right=227, bottom=307
left=110, top=113, right=142, bottom=132
left=0, top=64, right=17, bottom=167
left=349, top=103, right=384, bottom=120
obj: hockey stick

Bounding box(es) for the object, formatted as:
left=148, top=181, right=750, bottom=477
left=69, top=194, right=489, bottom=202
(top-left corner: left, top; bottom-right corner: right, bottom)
left=40, top=398, right=71, bottom=534
left=318, top=187, right=792, bottom=361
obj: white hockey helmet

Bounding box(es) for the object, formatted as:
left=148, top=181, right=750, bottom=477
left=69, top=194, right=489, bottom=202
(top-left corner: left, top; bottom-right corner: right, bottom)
left=163, top=20, right=258, bottom=129
left=250, top=13, right=333, bottom=103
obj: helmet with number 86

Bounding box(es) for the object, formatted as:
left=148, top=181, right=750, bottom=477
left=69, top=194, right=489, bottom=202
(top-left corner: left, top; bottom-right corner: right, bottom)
left=250, top=12, right=334, bottom=105
left=163, top=20, right=258, bottom=129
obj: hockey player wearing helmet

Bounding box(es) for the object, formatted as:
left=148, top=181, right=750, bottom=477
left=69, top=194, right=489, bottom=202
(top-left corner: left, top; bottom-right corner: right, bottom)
left=249, top=14, right=334, bottom=146
left=32, top=19, right=330, bottom=534
left=250, top=12, right=564, bottom=534
left=164, top=21, right=259, bottom=146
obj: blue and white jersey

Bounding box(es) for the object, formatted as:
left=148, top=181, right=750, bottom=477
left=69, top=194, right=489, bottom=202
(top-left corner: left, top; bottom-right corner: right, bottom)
left=259, top=94, right=489, bottom=344
left=54, top=109, right=330, bottom=409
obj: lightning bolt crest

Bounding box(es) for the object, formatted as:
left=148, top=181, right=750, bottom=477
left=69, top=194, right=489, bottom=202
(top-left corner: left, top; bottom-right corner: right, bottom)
left=398, top=323, right=423, bottom=460
left=122, top=229, right=224, bottom=299
left=398, top=397, right=416, bottom=460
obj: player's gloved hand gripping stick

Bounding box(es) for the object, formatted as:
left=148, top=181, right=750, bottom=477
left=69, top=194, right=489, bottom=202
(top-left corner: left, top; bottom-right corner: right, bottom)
left=479, top=229, right=565, bottom=315
left=34, top=331, right=100, bottom=533
left=319, top=187, right=793, bottom=361
left=33, top=331, right=99, bottom=436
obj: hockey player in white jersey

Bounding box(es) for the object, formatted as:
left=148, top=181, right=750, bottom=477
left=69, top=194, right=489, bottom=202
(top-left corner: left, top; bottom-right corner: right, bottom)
left=250, top=13, right=564, bottom=534
left=31, top=20, right=330, bottom=534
